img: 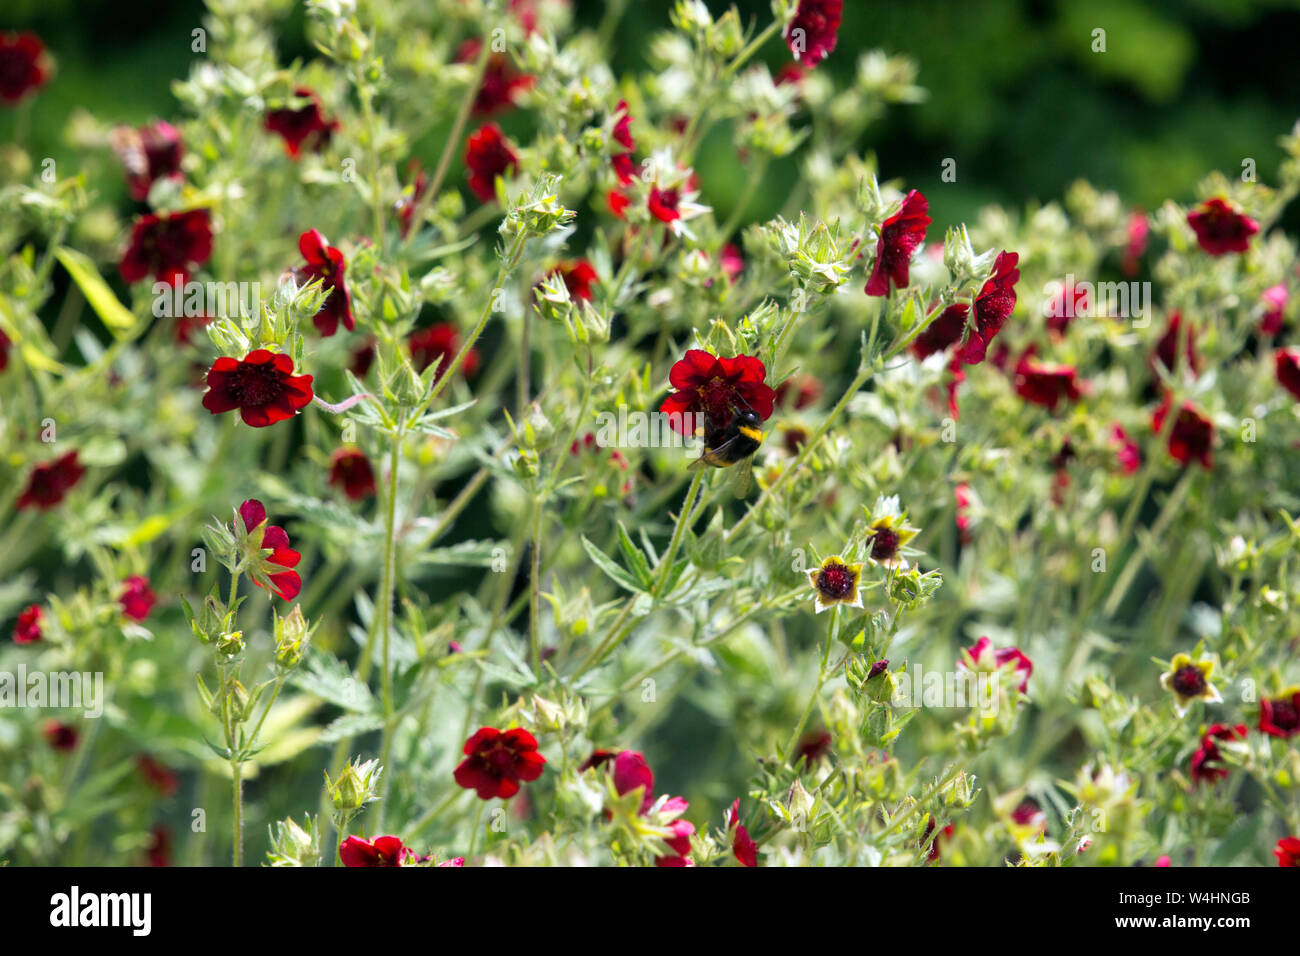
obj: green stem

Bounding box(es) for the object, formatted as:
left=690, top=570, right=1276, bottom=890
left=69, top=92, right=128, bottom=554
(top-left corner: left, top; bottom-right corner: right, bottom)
left=784, top=607, right=837, bottom=759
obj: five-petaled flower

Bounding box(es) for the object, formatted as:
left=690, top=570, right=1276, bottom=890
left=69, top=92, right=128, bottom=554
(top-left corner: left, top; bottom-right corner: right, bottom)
left=454, top=727, right=547, bottom=800
left=329, top=447, right=377, bottom=501
left=202, top=349, right=314, bottom=428
left=119, top=576, right=157, bottom=622
left=17, top=451, right=85, bottom=511
left=0, top=32, right=50, bottom=104
left=1186, top=197, right=1258, bottom=256
left=264, top=87, right=339, bottom=157
left=339, top=835, right=411, bottom=867
left=1160, top=653, right=1222, bottom=717
left=1152, top=395, right=1214, bottom=469
left=13, top=604, right=42, bottom=644
left=659, top=348, right=775, bottom=436
left=1189, top=723, right=1248, bottom=785
left=864, top=190, right=931, bottom=297
left=238, top=498, right=303, bottom=601
left=1258, top=688, right=1300, bottom=738
left=807, top=555, right=863, bottom=613
left=465, top=122, right=519, bottom=202
left=294, top=230, right=354, bottom=337
left=784, top=0, right=843, bottom=68
left=863, top=497, right=919, bottom=568
left=120, top=209, right=213, bottom=286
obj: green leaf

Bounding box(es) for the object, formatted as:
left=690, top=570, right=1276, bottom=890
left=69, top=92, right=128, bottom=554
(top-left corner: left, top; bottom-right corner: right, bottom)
left=55, top=246, right=138, bottom=338
left=616, top=522, right=655, bottom=589
left=580, top=535, right=645, bottom=594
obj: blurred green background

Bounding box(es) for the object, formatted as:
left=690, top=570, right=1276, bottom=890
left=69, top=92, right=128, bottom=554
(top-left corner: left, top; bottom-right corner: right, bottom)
left=5, top=0, right=1300, bottom=231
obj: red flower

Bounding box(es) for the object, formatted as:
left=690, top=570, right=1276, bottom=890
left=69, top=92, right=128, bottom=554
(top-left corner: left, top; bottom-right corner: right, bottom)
left=957, top=251, right=1020, bottom=366
left=1276, top=836, right=1300, bottom=867
left=1109, top=424, right=1141, bottom=475
left=864, top=190, right=931, bottom=297
left=145, top=825, right=172, bottom=867
left=351, top=338, right=377, bottom=378
left=578, top=748, right=618, bottom=772
left=0, top=32, right=50, bottom=104
left=728, top=800, right=758, bottom=867
left=776, top=62, right=808, bottom=87
left=394, top=161, right=428, bottom=237
left=784, top=0, right=843, bottom=67
left=137, top=755, right=179, bottom=797
left=1259, top=690, right=1300, bottom=738
left=961, top=636, right=1033, bottom=693
left=43, top=720, right=78, bottom=752
left=613, top=750, right=655, bottom=814
left=1261, top=284, right=1288, bottom=337
left=1152, top=395, right=1214, bottom=469
left=1011, top=799, right=1047, bottom=835
left=911, top=302, right=969, bottom=360
left=610, top=100, right=637, bottom=185
left=719, top=243, right=745, bottom=282
left=119, top=576, right=157, bottom=622
left=239, top=499, right=302, bottom=601
left=659, top=348, right=775, bottom=436
left=119, top=209, right=213, bottom=285
left=1121, top=209, right=1149, bottom=277
left=794, top=728, right=832, bottom=768
left=294, top=229, right=354, bottom=337
left=1045, top=278, right=1090, bottom=336
left=115, top=120, right=184, bottom=202
left=339, top=835, right=411, bottom=867
left=465, top=123, right=519, bottom=202
left=456, top=38, right=533, bottom=115
left=954, top=482, right=973, bottom=544
left=607, top=188, right=631, bottom=218
left=0, top=328, right=10, bottom=372
left=454, top=727, right=547, bottom=799
left=775, top=373, right=822, bottom=410
left=655, top=818, right=696, bottom=867
left=1189, top=723, right=1247, bottom=785
left=554, top=259, right=599, bottom=301
left=1276, top=348, right=1300, bottom=401
left=1013, top=352, right=1086, bottom=410
left=410, top=323, right=480, bottom=380
left=1187, top=197, right=1257, bottom=256
left=329, top=446, right=377, bottom=501
left=1151, top=312, right=1197, bottom=377
left=13, top=604, right=42, bottom=644
left=264, top=87, right=338, bottom=157
left=922, top=819, right=955, bottom=863
left=17, top=451, right=85, bottom=511
left=201, top=349, right=314, bottom=427
left=648, top=186, right=682, bottom=224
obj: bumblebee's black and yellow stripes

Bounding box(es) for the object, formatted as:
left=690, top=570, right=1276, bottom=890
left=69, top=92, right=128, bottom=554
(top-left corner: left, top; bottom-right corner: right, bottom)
left=695, top=408, right=764, bottom=468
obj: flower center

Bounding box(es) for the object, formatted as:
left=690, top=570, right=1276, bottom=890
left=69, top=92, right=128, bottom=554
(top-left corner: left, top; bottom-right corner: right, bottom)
left=816, top=562, right=855, bottom=599
left=1171, top=664, right=1206, bottom=697
left=870, top=527, right=900, bottom=561
left=228, top=362, right=283, bottom=407
left=1271, top=700, right=1299, bottom=731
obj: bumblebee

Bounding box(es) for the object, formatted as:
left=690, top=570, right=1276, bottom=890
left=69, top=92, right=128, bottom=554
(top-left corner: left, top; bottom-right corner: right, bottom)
left=691, top=407, right=764, bottom=496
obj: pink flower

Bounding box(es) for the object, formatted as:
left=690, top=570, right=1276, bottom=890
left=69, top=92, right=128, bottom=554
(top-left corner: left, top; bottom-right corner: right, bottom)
left=119, top=576, right=157, bottom=622
left=1187, top=197, right=1257, bottom=256
left=784, top=0, right=843, bottom=67
left=960, top=636, right=1032, bottom=694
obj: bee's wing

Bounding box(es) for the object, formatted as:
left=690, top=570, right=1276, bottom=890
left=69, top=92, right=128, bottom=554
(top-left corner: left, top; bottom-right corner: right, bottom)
left=730, top=454, right=753, bottom=498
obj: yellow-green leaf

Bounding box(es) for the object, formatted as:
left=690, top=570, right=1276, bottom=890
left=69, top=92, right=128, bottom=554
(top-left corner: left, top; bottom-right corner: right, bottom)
left=55, top=246, right=138, bottom=336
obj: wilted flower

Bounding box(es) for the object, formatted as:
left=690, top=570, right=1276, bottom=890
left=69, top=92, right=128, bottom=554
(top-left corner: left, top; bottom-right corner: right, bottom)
left=958, top=251, right=1020, bottom=366
left=807, top=555, right=863, bottom=613
left=960, top=636, right=1033, bottom=694
left=113, top=119, right=184, bottom=201
left=201, top=349, right=314, bottom=428
left=1189, top=723, right=1248, bottom=785
left=1159, top=653, right=1221, bottom=717
left=727, top=799, right=758, bottom=867
left=293, top=229, right=354, bottom=336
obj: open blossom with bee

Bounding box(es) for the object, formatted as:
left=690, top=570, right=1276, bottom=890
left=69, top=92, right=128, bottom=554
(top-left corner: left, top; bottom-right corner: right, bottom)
left=6, top=0, right=1300, bottom=882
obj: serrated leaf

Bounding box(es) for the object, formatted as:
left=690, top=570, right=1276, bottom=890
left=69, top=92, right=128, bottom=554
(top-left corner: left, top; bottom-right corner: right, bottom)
left=616, top=522, right=654, bottom=589
left=580, top=535, right=644, bottom=594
